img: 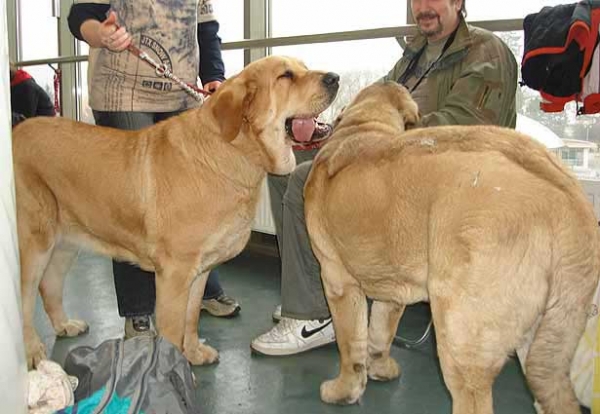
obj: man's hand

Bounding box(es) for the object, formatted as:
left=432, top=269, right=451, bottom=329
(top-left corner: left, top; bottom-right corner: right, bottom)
left=99, top=11, right=131, bottom=52
left=204, top=80, right=222, bottom=93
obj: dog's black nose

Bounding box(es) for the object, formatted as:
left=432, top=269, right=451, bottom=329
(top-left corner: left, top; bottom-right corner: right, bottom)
left=322, top=72, right=340, bottom=88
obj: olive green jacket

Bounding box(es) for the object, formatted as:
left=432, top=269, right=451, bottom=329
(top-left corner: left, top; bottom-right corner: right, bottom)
left=383, top=17, right=518, bottom=128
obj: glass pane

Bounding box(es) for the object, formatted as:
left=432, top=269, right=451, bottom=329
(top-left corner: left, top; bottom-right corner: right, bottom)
left=18, top=0, right=58, bottom=60
left=467, top=0, right=566, bottom=21
left=77, top=61, right=94, bottom=124
left=273, top=38, right=403, bottom=122
left=216, top=0, right=244, bottom=43
left=223, top=50, right=245, bottom=78
left=496, top=31, right=600, bottom=180
left=18, top=0, right=59, bottom=104
left=272, top=0, right=407, bottom=37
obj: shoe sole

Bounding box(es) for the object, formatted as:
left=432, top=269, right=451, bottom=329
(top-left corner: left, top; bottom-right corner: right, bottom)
left=250, top=336, right=336, bottom=356
left=202, top=305, right=241, bottom=318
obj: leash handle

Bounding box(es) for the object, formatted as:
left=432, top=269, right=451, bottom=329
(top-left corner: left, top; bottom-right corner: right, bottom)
left=110, top=20, right=212, bottom=101
left=127, top=43, right=212, bottom=101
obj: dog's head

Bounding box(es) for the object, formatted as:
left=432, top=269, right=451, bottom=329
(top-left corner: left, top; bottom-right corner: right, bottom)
left=334, top=81, right=420, bottom=133
left=208, top=56, right=339, bottom=175
left=315, top=82, right=421, bottom=178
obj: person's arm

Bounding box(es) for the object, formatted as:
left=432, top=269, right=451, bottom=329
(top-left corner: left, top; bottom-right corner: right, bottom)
left=68, top=2, right=109, bottom=42
left=420, top=58, right=517, bottom=128
left=197, top=0, right=225, bottom=91
left=33, top=83, right=56, bottom=117
left=198, top=20, right=226, bottom=87
left=68, top=3, right=131, bottom=51
left=420, top=37, right=518, bottom=128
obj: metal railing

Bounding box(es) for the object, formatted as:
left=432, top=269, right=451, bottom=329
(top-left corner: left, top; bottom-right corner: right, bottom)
left=16, top=19, right=524, bottom=67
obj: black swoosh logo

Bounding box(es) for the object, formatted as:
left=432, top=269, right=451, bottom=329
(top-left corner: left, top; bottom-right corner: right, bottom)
left=301, top=320, right=332, bottom=339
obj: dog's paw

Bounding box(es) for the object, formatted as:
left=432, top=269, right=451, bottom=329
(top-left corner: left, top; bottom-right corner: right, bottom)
left=55, top=319, right=89, bottom=337
left=320, top=377, right=364, bottom=405
left=26, top=339, right=47, bottom=370
left=367, top=356, right=401, bottom=381
left=184, top=341, right=219, bottom=366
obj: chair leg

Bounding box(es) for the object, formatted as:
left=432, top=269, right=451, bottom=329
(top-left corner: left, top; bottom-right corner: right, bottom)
left=393, top=317, right=433, bottom=348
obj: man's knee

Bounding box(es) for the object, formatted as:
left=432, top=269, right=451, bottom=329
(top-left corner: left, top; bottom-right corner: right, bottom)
left=290, top=161, right=313, bottom=189
left=283, top=161, right=313, bottom=208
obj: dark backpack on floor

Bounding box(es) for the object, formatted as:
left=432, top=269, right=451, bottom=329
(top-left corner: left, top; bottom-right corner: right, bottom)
left=56, top=336, right=200, bottom=414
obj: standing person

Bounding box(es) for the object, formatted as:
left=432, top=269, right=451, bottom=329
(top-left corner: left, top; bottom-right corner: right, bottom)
left=251, top=0, right=518, bottom=356
left=67, top=0, right=240, bottom=339
left=10, top=63, right=55, bottom=125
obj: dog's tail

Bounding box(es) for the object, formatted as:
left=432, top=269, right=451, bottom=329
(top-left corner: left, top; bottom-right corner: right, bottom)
left=523, top=300, right=586, bottom=413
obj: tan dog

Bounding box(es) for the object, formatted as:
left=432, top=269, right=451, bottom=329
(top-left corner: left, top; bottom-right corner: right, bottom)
left=304, top=82, right=600, bottom=414
left=13, top=56, right=339, bottom=369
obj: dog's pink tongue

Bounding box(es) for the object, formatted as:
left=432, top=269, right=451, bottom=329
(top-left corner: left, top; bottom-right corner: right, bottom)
left=291, top=118, right=316, bottom=142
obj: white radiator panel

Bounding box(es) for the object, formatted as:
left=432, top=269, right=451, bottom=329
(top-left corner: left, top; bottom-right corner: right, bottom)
left=252, top=178, right=276, bottom=235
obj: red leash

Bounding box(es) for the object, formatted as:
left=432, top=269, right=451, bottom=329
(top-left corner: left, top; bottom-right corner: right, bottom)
left=125, top=41, right=212, bottom=101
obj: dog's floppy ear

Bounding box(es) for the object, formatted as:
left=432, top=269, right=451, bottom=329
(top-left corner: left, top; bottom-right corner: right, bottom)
left=211, top=79, right=253, bottom=142
left=403, top=103, right=420, bottom=130
left=332, top=106, right=346, bottom=129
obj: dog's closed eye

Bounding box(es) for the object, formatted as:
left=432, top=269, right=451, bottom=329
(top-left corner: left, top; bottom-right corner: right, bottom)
left=278, top=70, right=294, bottom=80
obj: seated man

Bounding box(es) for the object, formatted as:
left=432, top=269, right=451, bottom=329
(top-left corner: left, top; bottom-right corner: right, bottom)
left=252, top=0, right=519, bottom=356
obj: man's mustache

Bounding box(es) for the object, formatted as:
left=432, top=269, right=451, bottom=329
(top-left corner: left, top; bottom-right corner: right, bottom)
left=416, top=12, right=439, bottom=21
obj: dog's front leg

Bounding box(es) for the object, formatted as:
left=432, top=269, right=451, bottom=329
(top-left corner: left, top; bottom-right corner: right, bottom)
left=182, top=270, right=218, bottom=365
left=156, top=263, right=217, bottom=365
left=39, top=245, right=89, bottom=338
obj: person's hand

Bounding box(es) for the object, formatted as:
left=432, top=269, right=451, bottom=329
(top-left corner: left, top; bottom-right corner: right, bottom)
left=204, top=80, right=222, bottom=93
left=99, top=11, right=132, bottom=52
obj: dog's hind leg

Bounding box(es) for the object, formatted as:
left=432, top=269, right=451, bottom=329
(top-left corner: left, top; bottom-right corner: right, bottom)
left=182, top=270, right=218, bottom=365
left=367, top=300, right=405, bottom=381
left=319, top=261, right=368, bottom=405
left=39, top=244, right=88, bottom=338
left=430, top=294, right=505, bottom=414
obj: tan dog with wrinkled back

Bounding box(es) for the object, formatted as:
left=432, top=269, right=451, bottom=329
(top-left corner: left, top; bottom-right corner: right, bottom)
left=304, top=81, right=600, bottom=414
left=13, top=56, right=339, bottom=369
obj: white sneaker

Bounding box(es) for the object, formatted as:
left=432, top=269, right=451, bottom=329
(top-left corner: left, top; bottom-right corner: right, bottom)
left=272, top=305, right=282, bottom=322
left=251, top=317, right=336, bottom=356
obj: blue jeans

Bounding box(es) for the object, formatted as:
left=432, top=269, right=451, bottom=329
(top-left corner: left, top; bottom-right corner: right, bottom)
left=93, top=110, right=224, bottom=317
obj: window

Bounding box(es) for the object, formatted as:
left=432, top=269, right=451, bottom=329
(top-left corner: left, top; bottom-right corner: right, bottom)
left=17, top=0, right=59, bottom=110
left=214, top=0, right=244, bottom=77
left=495, top=30, right=600, bottom=179
left=273, top=38, right=402, bottom=122
left=466, top=0, right=566, bottom=21
left=271, top=0, right=407, bottom=37
left=559, top=148, right=585, bottom=168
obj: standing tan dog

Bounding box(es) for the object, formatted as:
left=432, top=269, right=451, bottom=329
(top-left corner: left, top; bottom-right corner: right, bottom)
left=304, top=82, right=600, bottom=414
left=13, top=56, right=339, bottom=369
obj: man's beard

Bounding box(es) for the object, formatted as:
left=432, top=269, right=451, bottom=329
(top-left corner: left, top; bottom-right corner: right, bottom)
left=416, top=12, right=444, bottom=38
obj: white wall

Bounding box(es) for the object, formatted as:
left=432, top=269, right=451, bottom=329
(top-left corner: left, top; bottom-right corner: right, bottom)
left=0, top=0, right=28, bottom=411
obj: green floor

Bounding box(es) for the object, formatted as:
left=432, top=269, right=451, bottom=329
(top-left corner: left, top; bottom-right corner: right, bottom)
left=34, top=244, right=557, bottom=414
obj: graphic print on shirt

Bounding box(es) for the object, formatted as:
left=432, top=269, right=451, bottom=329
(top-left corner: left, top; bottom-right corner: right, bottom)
left=90, top=0, right=201, bottom=112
